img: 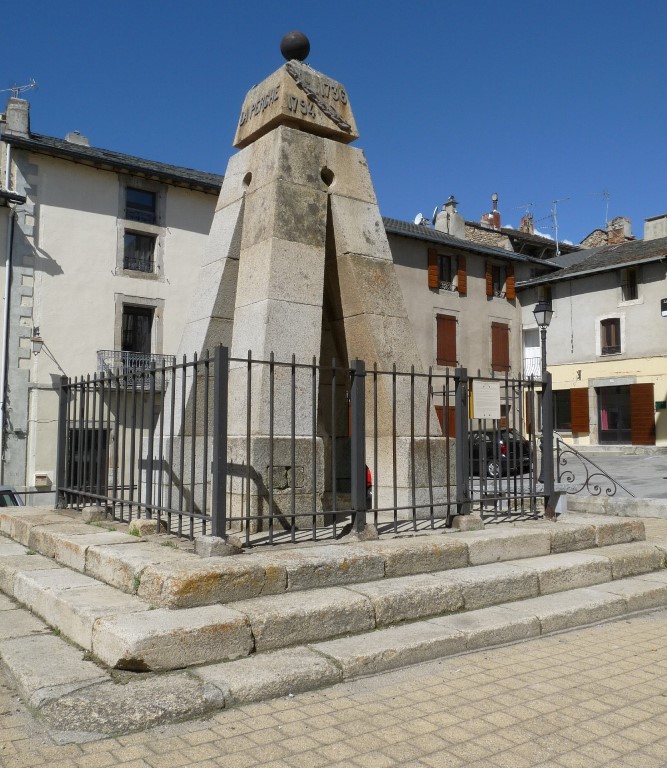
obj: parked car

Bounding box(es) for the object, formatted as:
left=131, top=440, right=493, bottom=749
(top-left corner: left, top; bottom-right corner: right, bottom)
left=470, top=428, right=533, bottom=478
left=0, top=486, right=23, bottom=506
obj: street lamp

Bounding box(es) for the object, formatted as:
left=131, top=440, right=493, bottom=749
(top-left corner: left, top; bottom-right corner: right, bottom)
left=533, top=301, right=553, bottom=378
left=532, top=301, right=555, bottom=517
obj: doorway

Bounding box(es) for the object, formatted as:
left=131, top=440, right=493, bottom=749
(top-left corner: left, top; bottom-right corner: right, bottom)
left=597, top=386, right=631, bottom=444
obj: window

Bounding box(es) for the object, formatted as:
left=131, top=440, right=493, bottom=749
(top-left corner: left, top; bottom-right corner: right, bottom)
left=486, top=261, right=515, bottom=300
left=438, top=254, right=453, bottom=289
left=601, top=318, right=621, bottom=355
left=436, top=314, right=457, bottom=367
left=491, top=322, right=510, bottom=372
left=622, top=268, right=638, bottom=301
left=123, top=232, right=156, bottom=273
left=492, top=265, right=506, bottom=297
left=121, top=306, right=153, bottom=354
left=126, top=187, right=156, bottom=224
left=538, top=285, right=552, bottom=306
left=553, top=390, right=572, bottom=431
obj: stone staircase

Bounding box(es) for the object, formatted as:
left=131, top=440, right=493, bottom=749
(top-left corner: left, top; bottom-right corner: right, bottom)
left=1, top=507, right=667, bottom=737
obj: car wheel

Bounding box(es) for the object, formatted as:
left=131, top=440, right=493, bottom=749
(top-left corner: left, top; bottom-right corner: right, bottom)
left=487, top=461, right=501, bottom=479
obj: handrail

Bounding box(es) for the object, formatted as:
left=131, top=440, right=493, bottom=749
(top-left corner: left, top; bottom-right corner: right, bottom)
left=555, top=436, right=635, bottom=497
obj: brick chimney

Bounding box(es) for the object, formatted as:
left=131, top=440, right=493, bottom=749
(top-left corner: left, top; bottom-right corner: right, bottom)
left=519, top=213, right=534, bottom=235
left=607, top=216, right=633, bottom=245
left=480, top=192, right=501, bottom=230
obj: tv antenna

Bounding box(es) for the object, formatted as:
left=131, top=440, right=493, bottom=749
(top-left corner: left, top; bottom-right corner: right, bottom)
left=550, top=197, right=569, bottom=256
left=0, top=79, right=38, bottom=99
left=593, top=190, right=610, bottom=226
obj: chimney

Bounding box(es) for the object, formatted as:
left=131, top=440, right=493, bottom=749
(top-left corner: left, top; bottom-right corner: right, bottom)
left=519, top=213, right=534, bottom=235
left=644, top=214, right=667, bottom=241
left=4, top=97, right=30, bottom=136
left=480, top=192, right=501, bottom=230
left=607, top=216, right=633, bottom=245
left=434, top=195, right=465, bottom=238
left=65, top=130, right=90, bottom=147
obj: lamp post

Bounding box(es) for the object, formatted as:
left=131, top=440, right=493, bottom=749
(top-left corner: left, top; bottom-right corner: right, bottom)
left=533, top=301, right=555, bottom=518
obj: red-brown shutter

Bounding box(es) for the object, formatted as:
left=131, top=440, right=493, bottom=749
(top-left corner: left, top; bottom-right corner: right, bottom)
left=506, top=263, right=515, bottom=300
left=485, top=261, right=493, bottom=297
left=434, top=405, right=456, bottom=437
left=428, top=248, right=438, bottom=289
left=491, top=322, right=510, bottom=372
left=457, top=255, right=467, bottom=295
left=436, top=314, right=457, bottom=367
left=570, top=388, right=590, bottom=433
left=630, top=383, right=655, bottom=445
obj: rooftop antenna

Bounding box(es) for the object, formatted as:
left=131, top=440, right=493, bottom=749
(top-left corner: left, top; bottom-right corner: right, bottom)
left=550, top=197, right=569, bottom=256
left=0, top=79, right=38, bottom=98
left=593, top=190, right=610, bottom=226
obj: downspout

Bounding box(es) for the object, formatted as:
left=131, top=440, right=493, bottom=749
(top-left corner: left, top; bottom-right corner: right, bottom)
left=0, top=205, right=15, bottom=482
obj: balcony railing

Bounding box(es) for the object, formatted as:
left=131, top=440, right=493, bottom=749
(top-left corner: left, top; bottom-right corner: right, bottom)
left=523, top=356, right=543, bottom=380
left=97, top=350, right=175, bottom=389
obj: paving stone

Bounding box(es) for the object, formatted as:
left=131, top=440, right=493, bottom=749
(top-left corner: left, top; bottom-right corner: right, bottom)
left=136, top=557, right=279, bottom=608
left=593, top=572, right=667, bottom=613
left=194, top=647, right=342, bottom=705
left=461, top=529, right=552, bottom=565
left=0, top=512, right=69, bottom=546
left=598, top=542, right=664, bottom=579
left=358, top=536, right=468, bottom=578
left=39, top=672, right=225, bottom=736
left=567, top=516, right=645, bottom=546
left=0, top=593, right=15, bottom=609
left=502, top=587, right=627, bottom=634
left=549, top=522, right=597, bottom=553
left=51, top=531, right=139, bottom=572
left=13, top=568, right=150, bottom=650
left=92, top=604, right=253, bottom=670
left=0, top=607, right=49, bottom=640
left=312, top=621, right=467, bottom=678
left=433, top=562, right=539, bottom=610
left=0, top=633, right=108, bottom=708
left=506, top=551, right=612, bottom=595
left=84, top=541, right=183, bottom=593
left=428, top=604, right=541, bottom=650
left=27, top=522, right=102, bottom=558
left=0, top=539, right=27, bottom=556
left=231, top=587, right=375, bottom=651
left=345, top=574, right=463, bottom=626
left=0, top=552, right=60, bottom=596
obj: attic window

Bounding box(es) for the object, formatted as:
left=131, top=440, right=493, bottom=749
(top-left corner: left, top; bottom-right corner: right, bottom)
left=622, top=268, right=638, bottom=302
left=126, top=187, right=156, bottom=224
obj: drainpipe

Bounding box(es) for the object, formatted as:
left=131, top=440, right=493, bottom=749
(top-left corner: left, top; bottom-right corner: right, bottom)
left=0, top=206, right=15, bottom=480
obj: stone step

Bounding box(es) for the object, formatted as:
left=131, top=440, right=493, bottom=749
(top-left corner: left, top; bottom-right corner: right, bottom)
left=0, top=507, right=649, bottom=609
left=1, top=531, right=664, bottom=672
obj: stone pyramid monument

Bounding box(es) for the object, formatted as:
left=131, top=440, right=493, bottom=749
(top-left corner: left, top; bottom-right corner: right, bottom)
left=173, top=32, right=448, bottom=528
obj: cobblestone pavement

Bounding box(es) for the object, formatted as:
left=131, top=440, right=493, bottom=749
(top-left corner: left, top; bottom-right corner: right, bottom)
left=1, top=606, right=667, bottom=768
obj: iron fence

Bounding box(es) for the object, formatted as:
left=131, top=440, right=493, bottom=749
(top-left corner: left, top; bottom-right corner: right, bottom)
left=56, top=348, right=551, bottom=545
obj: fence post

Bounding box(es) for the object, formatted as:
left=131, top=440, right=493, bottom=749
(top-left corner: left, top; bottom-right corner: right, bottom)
left=350, top=358, right=367, bottom=533
left=55, top=375, right=69, bottom=508
left=455, top=367, right=471, bottom=516
left=542, top=370, right=556, bottom=519
left=211, top=345, right=229, bottom=538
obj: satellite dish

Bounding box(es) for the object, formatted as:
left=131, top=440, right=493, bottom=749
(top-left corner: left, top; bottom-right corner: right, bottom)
left=431, top=206, right=439, bottom=225
left=414, top=212, right=425, bottom=225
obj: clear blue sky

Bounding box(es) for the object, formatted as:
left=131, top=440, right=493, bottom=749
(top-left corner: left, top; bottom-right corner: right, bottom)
left=4, top=0, right=666, bottom=244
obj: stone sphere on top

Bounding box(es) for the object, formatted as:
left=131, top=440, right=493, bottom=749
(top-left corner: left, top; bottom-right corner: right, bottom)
left=280, top=31, right=310, bottom=62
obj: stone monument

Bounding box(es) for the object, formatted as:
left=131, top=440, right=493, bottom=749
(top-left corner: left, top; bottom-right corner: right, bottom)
left=172, top=33, right=448, bottom=529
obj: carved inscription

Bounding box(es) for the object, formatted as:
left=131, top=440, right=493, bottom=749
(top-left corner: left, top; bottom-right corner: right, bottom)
left=238, top=85, right=280, bottom=127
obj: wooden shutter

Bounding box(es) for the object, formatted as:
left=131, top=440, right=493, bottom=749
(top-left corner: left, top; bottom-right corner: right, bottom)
left=485, top=261, right=493, bottom=297
left=428, top=248, right=438, bottom=289
left=436, top=314, right=457, bottom=367
left=434, top=405, right=456, bottom=437
left=506, top=263, right=515, bottom=300
left=630, top=383, right=655, bottom=445
left=491, top=322, right=510, bottom=372
left=570, top=388, right=590, bottom=433
left=457, top=255, right=467, bottom=295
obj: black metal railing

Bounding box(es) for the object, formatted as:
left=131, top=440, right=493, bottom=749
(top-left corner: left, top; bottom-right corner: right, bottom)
left=556, top=437, right=635, bottom=497
left=56, top=349, right=551, bottom=545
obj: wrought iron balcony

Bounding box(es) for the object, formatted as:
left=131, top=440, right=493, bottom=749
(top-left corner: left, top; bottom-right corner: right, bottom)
left=97, top=350, right=175, bottom=389
left=523, top=356, right=543, bottom=381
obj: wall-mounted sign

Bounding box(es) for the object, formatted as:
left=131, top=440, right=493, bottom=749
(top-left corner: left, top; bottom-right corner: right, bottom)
left=661, top=298, right=667, bottom=317
left=472, top=380, right=502, bottom=420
